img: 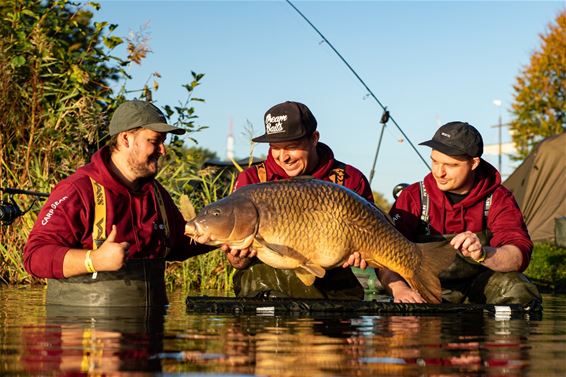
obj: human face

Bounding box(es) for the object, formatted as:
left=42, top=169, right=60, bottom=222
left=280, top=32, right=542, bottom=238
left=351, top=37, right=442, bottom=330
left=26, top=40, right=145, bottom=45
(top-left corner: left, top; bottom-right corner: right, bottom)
left=430, top=150, right=480, bottom=194
left=270, top=132, right=319, bottom=177
left=125, top=129, right=167, bottom=179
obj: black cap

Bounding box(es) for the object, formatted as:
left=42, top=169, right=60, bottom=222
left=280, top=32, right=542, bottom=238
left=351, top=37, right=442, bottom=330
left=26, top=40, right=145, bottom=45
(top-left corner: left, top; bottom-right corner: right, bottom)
left=109, top=100, right=185, bottom=136
left=252, top=101, right=317, bottom=143
left=419, top=121, right=483, bottom=157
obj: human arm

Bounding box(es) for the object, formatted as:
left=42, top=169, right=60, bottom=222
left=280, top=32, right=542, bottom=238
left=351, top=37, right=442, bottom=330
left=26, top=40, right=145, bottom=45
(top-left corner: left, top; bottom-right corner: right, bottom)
left=23, top=181, right=128, bottom=278
left=450, top=231, right=524, bottom=272
left=346, top=251, right=426, bottom=303
left=62, top=225, right=129, bottom=277
left=378, top=183, right=428, bottom=302
left=450, top=187, right=532, bottom=272
left=221, top=245, right=257, bottom=269
left=377, top=268, right=426, bottom=303
left=482, top=187, right=533, bottom=271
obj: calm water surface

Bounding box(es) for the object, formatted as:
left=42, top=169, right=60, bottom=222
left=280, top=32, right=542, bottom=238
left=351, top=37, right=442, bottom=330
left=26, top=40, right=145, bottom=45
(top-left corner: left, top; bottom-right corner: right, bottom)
left=0, top=286, right=565, bottom=376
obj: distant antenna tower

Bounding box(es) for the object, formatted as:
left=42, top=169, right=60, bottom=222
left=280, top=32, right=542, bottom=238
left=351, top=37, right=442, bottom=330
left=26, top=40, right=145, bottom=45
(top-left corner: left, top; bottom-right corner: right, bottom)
left=226, top=117, right=235, bottom=160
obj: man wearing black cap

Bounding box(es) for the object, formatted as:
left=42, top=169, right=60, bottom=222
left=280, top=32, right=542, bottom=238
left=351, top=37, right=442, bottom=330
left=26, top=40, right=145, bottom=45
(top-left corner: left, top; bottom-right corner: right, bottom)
left=224, top=100, right=375, bottom=299
left=375, top=121, right=541, bottom=304
left=24, top=100, right=212, bottom=306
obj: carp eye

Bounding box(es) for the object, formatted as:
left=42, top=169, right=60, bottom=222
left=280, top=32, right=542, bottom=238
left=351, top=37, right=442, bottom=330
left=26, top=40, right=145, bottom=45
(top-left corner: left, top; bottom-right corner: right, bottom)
left=210, top=208, right=222, bottom=217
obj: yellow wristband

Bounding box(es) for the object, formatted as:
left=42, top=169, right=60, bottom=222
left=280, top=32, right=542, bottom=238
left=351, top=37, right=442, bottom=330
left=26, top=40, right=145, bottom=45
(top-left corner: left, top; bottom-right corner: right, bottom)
left=84, top=250, right=96, bottom=273
left=475, top=248, right=487, bottom=263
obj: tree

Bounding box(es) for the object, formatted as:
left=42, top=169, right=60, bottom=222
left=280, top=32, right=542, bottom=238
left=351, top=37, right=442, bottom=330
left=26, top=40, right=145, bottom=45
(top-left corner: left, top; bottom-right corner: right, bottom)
left=509, top=9, right=566, bottom=160
left=0, top=1, right=210, bottom=284
left=372, top=191, right=391, bottom=212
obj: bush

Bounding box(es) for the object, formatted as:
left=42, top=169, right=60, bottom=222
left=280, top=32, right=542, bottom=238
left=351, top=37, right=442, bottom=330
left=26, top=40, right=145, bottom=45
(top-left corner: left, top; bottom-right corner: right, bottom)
left=524, top=242, right=566, bottom=292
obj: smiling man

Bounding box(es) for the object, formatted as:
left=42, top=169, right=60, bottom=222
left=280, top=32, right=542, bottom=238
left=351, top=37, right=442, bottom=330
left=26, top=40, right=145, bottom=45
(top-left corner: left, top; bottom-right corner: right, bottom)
left=226, top=100, right=374, bottom=299
left=24, top=100, right=212, bottom=307
left=380, top=121, right=541, bottom=305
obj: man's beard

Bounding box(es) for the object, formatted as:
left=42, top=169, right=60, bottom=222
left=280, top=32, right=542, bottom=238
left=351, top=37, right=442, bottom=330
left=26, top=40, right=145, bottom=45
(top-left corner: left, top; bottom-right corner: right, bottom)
left=128, top=155, right=159, bottom=180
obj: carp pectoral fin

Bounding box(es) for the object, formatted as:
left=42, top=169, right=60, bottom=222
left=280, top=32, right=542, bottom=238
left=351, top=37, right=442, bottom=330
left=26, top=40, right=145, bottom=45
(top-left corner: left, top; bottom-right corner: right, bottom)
left=295, top=263, right=326, bottom=286
left=303, top=262, right=326, bottom=278
left=253, top=237, right=285, bottom=256
left=295, top=269, right=317, bottom=286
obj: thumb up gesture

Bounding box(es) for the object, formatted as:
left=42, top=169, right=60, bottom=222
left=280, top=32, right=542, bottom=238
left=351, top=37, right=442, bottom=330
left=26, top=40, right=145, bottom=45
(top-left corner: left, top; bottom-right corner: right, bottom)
left=92, top=225, right=130, bottom=272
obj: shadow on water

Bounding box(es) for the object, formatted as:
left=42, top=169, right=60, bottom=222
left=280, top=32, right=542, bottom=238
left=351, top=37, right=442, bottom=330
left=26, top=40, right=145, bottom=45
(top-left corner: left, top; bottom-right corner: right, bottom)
left=0, top=286, right=565, bottom=376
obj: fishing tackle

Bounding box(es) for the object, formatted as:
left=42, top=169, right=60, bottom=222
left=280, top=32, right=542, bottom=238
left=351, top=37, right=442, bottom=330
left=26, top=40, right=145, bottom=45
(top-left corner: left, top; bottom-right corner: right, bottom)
left=0, top=187, right=49, bottom=225
left=286, top=0, right=432, bottom=178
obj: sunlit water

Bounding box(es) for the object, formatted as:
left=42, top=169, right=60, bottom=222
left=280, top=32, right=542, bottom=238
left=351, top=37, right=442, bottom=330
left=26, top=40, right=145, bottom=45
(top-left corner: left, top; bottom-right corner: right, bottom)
left=0, top=286, right=564, bottom=376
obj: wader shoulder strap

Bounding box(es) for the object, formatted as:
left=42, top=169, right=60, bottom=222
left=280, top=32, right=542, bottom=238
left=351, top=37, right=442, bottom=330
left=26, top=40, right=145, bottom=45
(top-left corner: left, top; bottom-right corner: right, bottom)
left=256, top=162, right=267, bottom=183
left=153, top=182, right=171, bottom=256
left=328, top=161, right=346, bottom=186
left=419, top=181, right=494, bottom=237
left=419, top=181, right=431, bottom=236
left=89, top=177, right=106, bottom=250
left=483, top=193, right=493, bottom=231
left=255, top=160, right=346, bottom=185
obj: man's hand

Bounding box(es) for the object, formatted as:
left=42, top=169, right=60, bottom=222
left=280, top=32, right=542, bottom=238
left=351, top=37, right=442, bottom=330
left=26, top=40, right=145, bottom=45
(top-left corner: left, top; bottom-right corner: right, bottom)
left=378, top=268, right=426, bottom=303
left=62, top=224, right=129, bottom=278
left=389, top=283, right=426, bottom=303
left=220, top=244, right=256, bottom=269
left=450, top=231, right=485, bottom=262
left=93, top=224, right=129, bottom=271
left=342, top=252, right=368, bottom=269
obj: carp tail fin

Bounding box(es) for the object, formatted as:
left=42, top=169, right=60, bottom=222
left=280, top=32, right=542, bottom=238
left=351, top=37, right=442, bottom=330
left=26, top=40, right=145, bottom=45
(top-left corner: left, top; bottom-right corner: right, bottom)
left=407, top=241, right=458, bottom=304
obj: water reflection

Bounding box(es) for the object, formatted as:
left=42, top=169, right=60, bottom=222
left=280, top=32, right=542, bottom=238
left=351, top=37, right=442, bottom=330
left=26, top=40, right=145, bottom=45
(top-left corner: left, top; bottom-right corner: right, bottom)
left=21, top=304, right=166, bottom=374
left=1, top=287, right=565, bottom=376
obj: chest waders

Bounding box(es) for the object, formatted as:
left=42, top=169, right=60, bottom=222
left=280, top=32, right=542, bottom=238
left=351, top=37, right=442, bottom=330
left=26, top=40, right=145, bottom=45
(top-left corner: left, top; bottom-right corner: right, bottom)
left=46, top=178, right=170, bottom=307
left=233, top=162, right=364, bottom=300
left=417, top=182, right=541, bottom=305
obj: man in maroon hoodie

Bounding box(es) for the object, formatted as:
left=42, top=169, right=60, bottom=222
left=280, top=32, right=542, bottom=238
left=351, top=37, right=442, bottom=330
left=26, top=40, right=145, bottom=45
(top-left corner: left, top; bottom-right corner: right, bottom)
left=224, top=101, right=374, bottom=299
left=24, top=100, right=211, bottom=307
left=379, top=121, right=541, bottom=305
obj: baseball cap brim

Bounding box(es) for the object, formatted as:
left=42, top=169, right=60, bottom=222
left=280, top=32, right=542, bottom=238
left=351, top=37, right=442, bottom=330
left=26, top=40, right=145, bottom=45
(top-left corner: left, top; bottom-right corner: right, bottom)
left=419, top=140, right=469, bottom=156
left=251, top=132, right=307, bottom=143
left=143, top=122, right=186, bottom=135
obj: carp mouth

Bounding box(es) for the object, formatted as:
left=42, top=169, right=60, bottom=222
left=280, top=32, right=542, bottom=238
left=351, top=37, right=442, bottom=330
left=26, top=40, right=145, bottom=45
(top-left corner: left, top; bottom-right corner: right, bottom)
left=185, top=220, right=257, bottom=249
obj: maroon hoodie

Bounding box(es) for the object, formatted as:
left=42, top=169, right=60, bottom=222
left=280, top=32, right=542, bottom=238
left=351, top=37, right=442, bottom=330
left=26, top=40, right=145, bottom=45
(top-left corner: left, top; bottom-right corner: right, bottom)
left=234, top=142, right=375, bottom=203
left=24, top=146, right=209, bottom=279
left=389, top=160, right=533, bottom=271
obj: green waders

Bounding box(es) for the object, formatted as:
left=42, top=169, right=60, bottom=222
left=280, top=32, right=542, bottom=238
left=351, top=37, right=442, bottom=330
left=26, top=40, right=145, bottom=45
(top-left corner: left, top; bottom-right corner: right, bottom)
left=46, top=259, right=167, bottom=307
left=233, top=260, right=364, bottom=300
left=427, top=232, right=541, bottom=305
left=46, top=178, right=171, bottom=307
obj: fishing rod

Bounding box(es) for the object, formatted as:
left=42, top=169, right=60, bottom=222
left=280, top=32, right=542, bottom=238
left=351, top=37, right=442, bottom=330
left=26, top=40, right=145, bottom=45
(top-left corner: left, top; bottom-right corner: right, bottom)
left=286, top=0, right=431, bottom=181
left=0, top=187, right=49, bottom=225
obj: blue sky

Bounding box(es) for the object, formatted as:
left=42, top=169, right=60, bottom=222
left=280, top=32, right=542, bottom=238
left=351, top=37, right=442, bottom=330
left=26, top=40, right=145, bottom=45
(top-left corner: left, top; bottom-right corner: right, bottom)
left=94, top=0, right=564, bottom=199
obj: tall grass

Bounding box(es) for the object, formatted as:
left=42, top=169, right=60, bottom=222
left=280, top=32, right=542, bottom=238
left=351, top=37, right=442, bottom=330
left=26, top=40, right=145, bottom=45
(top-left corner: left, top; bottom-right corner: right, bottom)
left=158, top=149, right=239, bottom=293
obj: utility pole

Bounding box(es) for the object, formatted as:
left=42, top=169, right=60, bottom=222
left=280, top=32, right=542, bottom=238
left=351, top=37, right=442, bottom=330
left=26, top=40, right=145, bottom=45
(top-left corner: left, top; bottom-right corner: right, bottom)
left=493, top=100, right=503, bottom=173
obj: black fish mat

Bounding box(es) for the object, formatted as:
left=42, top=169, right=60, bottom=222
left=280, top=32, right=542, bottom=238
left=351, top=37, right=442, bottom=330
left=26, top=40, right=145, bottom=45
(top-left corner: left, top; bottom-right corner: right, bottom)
left=186, top=296, right=542, bottom=316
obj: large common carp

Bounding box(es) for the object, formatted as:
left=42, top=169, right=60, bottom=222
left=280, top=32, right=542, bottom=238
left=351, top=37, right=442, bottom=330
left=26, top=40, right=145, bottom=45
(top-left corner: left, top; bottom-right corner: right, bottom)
left=185, top=178, right=457, bottom=303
